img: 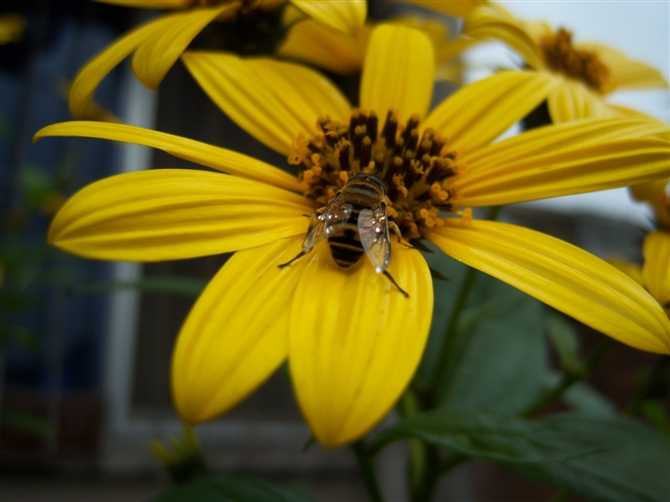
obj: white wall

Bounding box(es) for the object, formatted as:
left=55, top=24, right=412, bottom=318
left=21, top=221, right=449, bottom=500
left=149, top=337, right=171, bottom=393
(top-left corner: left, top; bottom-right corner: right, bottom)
left=465, top=0, right=670, bottom=226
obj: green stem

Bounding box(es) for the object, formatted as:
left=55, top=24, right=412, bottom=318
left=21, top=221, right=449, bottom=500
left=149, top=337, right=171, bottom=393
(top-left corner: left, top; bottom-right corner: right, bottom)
left=523, top=373, right=579, bottom=417
left=428, top=265, right=477, bottom=400
left=627, top=356, right=669, bottom=415
left=399, top=392, right=430, bottom=502
left=352, top=441, right=385, bottom=502
left=427, top=206, right=501, bottom=401
left=524, top=338, right=611, bottom=417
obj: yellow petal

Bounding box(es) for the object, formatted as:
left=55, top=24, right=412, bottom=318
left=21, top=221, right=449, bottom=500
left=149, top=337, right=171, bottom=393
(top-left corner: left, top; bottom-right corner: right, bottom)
left=453, top=119, right=670, bottom=207
left=643, top=231, right=670, bottom=306
left=435, top=36, right=476, bottom=75
left=69, top=14, right=175, bottom=117
left=172, top=237, right=304, bottom=423
left=424, top=71, right=558, bottom=153
left=131, top=5, right=234, bottom=89
left=609, top=259, right=644, bottom=286
left=464, top=117, right=670, bottom=170
left=429, top=220, right=670, bottom=354
left=579, top=42, right=669, bottom=91
left=607, top=103, right=663, bottom=121
left=289, top=0, right=366, bottom=34
left=405, top=0, right=486, bottom=17
left=290, top=244, right=433, bottom=447
left=630, top=179, right=668, bottom=203
left=395, top=15, right=450, bottom=43
left=278, top=19, right=368, bottom=74
left=48, top=169, right=310, bottom=261
left=95, top=0, right=191, bottom=7
left=34, top=121, right=303, bottom=193
left=182, top=52, right=352, bottom=156
left=546, top=81, right=615, bottom=123
left=360, top=24, right=435, bottom=121
left=608, top=59, right=669, bottom=91
left=463, top=6, right=546, bottom=69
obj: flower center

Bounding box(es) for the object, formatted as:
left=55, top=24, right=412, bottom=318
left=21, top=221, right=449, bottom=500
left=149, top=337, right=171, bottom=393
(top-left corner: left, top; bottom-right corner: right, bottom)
left=289, top=110, right=461, bottom=241
left=540, top=28, right=610, bottom=93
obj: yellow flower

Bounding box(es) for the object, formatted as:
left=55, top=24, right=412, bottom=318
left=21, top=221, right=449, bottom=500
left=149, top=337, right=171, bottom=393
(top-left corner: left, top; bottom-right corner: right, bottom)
left=69, top=0, right=366, bottom=118
left=454, top=4, right=669, bottom=123
left=0, top=15, right=25, bottom=44
left=278, top=14, right=460, bottom=79
left=613, top=231, right=670, bottom=315
left=37, top=24, right=670, bottom=446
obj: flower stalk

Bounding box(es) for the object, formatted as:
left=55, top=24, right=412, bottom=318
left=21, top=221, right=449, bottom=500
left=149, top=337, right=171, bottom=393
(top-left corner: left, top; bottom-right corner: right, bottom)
left=352, top=441, right=385, bottom=502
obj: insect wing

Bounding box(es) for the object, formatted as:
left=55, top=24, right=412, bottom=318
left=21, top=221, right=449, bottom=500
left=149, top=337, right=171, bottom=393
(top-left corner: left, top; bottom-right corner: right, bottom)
left=303, top=195, right=352, bottom=252
left=358, top=206, right=391, bottom=273
left=302, top=215, right=327, bottom=252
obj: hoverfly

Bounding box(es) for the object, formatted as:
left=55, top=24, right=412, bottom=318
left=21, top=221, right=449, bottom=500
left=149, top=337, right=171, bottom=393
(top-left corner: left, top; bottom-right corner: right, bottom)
left=278, top=174, right=409, bottom=297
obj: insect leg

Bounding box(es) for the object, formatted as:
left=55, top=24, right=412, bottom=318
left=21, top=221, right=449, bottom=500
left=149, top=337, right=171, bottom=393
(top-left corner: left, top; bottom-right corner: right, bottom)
left=382, top=270, right=410, bottom=298
left=278, top=250, right=307, bottom=269
left=278, top=215, right=327, bottom=269
left=388, top=221, right=414, bottom=249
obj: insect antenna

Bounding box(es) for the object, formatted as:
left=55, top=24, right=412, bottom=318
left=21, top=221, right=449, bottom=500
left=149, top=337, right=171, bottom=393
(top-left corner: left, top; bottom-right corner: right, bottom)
left=278, top=251, right=306, bottom=269
left=383, top=270, right=410, bottom=298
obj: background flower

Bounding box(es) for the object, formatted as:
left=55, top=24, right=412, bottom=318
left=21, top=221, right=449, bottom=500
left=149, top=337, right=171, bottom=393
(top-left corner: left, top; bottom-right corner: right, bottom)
left=451, top=3, right=668, bottom=122
left=68, top=0, right=366, bottom=118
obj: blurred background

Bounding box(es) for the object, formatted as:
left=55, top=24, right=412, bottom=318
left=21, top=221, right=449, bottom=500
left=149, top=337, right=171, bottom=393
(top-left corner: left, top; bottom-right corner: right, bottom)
left=0, top=1, right=668, bottom=500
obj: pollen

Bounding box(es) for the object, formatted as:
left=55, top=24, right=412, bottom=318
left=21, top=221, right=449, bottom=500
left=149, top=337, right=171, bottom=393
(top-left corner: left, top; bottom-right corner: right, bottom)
left=540, top=28, right=610, bottom=93
left=290, top=110, right=460, bottom=241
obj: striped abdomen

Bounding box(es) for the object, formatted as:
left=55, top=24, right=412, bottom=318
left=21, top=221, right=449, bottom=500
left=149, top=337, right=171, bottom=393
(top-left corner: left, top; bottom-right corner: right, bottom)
left=327, top=176, right=384, bottom=269
left=328, top=211, right=364, bottom=269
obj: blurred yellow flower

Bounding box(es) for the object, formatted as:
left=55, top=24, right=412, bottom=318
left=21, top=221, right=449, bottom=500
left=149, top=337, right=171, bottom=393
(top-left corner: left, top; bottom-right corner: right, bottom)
left=0, top=14, right=25, bottom=44
left=37, top=25, right=670, bottom=446
left=69, top=0, right=366, bottom=118
left=278, top=14, right=461, bottom=80
left=613, top=231, right=670, bottom=316
left=454, top=4, right=669, bottom=122
left=630, top=179, right=670, bottom=229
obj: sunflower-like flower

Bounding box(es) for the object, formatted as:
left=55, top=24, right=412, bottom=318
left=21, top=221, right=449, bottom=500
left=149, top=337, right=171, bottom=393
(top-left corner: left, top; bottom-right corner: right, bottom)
left=69, top=0, right=366, bottom=118
left=451, top=3, right=668, bottom=123
left=37, top=25, right=670, bottom=446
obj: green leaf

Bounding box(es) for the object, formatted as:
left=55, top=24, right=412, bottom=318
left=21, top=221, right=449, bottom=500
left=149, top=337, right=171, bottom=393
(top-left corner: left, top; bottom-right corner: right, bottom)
left=153, top=475, right=315, bottom=502
left=18, top=166, right=59, bottom=210
left=371, top=411, right=670, bottom=502
left=639, top=400, right=670, bottom=435
left=435, top=283, right=550, bottom=416
left=561, top=382, right=616, bottom=418
left=545, top=313, right=585, bottom=376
